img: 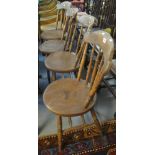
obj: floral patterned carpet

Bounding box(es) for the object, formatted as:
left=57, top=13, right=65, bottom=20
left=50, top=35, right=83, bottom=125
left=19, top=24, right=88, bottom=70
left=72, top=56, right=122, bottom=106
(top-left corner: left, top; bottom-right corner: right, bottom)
left=38, top=120, right=116, bottom=155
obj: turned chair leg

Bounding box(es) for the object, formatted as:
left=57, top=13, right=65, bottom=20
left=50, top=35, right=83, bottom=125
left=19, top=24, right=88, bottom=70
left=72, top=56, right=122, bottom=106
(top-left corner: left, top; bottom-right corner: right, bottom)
left=51, top=71, right=56, bottom=81
left=90, top=109, right=103, bottom=136
left=46, top=70, right=51, bottom=83
left=57, top=115, right=63, bottom=154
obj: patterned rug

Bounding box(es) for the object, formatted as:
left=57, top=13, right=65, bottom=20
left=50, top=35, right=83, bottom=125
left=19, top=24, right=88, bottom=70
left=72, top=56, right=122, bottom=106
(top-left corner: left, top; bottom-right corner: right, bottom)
left=38, top=120, right=116, bottom=155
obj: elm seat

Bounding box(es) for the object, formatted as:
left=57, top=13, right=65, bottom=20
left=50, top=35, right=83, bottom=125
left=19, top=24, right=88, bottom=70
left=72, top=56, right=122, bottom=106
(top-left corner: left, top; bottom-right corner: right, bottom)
left=41, top=29, right=63, bottom=40
left=45, top=52, right=80, bottom=73
left=43, top=78, right=96, bottom=116
left=39, top=40, right=65, bottom=55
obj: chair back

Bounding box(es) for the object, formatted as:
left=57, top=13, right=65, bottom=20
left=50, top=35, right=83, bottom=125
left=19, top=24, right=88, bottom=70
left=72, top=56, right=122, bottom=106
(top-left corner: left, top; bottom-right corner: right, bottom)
left=75, top=14, right=97, bottom=53
left=63, top=7, right=79, bottom=51
left=76, top=30, right=114, bottom=108
left=77, top=14, right=97, bottom=31
left=65, top=14, right=97, bottom=53
left=56, top=1, right=72, bottom=29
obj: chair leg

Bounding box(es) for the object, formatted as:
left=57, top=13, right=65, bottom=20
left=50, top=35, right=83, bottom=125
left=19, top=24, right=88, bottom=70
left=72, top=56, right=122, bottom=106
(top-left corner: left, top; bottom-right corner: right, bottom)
left=51, top=71, right=56, bottom=81
left=46, top=69, right=51, bottom=83
left=90, top=109, right=103, bottom=135
left=57, top=115, right=63, bottom=154
left=81, top=115, right=86, bottom=125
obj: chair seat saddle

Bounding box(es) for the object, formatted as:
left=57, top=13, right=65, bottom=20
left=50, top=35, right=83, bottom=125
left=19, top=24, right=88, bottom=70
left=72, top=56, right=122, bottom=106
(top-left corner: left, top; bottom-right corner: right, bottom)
left=39, top=40, right=64, bottom=54
left=45, top=52, right=79, bottom=73
left=43, top=78, right=96, bottom=116
left=41, top=30, right=63, bottom=40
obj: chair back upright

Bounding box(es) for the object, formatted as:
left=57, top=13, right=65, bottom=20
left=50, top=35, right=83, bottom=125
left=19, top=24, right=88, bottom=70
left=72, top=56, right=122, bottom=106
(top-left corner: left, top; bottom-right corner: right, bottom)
left=78, top=14, right=97, bottom=31
left=62, top=7, right=79, bottom=51
left=56, top=1, right=72, bottom=30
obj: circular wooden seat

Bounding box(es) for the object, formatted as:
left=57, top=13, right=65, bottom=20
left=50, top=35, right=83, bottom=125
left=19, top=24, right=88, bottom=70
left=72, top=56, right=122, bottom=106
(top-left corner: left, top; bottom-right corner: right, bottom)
left=43, top=78, right=96, bottom=116
left=41, top=30, right=62, bottom=40
left=45, top=52, right=79, bottom=73
left=39, top=40, right=64, bottom=54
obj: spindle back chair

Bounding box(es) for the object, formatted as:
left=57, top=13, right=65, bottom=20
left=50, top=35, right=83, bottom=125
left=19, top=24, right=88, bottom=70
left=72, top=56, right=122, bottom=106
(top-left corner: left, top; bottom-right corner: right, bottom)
left=43, top=30, right=114, bottom=154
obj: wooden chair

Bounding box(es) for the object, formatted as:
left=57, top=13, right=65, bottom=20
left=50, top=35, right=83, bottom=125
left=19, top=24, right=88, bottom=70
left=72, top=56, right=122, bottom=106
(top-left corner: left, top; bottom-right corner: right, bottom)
left=44, top=14, right=97, bottom=81
left=39, top=7, right=79, bottom=55
left=43, top=30, right=114, bottom=154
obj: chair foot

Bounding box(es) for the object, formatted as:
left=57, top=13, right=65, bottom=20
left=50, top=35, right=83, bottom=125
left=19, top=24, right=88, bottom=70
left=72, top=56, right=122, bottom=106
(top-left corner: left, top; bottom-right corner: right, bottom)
left=90, top=109, right=103, bottom=136
left=57, top=115, right=63, bottom=154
